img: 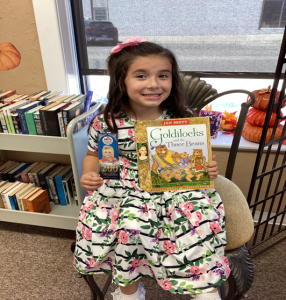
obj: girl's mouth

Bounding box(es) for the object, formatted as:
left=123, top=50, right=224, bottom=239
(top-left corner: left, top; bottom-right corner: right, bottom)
left=142, top=93, right=162, bottom=98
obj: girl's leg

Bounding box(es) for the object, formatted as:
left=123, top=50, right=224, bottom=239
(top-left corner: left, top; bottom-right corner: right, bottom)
left=111, top=281, right=146, bottom=300
left=191, top=288, right=221, bottom=300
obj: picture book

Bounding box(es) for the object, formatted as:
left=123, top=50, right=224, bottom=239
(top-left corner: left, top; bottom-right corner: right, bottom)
left=26, top=189, right=51, bottom=213
left=98, top=133, right=120, bottom=179
left=134, top=117, right=213, bottom=192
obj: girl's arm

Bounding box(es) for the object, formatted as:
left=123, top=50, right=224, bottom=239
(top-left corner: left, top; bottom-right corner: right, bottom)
left=80, top=150, right=104, bottom=191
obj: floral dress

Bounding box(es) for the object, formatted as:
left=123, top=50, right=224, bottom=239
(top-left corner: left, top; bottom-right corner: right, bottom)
left=73, top=111, right=230, bottom=295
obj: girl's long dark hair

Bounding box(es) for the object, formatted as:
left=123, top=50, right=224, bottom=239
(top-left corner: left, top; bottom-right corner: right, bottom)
left=91, top=42, right=190, bottom=133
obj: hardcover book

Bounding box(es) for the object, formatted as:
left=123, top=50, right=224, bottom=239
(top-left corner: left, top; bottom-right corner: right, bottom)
left=26, top=189, right=51, bottom=213
left=62, top=172, right=74, bottom=206
left=15, top=183, right=35, bottom=211
left=22, top=187, right=41, bottom=211
left=54, top=165, right=72, bottom=206
left=47, top=165, right=65, bottom=204
left=133, top=117, right=213, bottom=192
left=0, top=182, right=13, bottom=208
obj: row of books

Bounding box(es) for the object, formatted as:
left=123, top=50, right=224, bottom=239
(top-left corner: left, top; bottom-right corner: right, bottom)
left=0, top=160, right=78, bottom=212
left=0, top=89, right=98, bottom=136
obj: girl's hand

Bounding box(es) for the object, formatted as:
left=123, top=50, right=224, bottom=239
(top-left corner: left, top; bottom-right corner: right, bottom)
left=207, top=155, right=219, bottom=179
left=80, top=171, right=104, bottom=191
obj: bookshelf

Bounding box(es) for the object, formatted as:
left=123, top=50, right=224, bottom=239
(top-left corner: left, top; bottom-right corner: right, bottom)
left=0, top=103, right=102, bottom=230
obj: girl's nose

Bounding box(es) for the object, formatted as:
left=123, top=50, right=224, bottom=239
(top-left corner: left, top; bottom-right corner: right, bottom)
left=147, top=77, right=159, bottom=89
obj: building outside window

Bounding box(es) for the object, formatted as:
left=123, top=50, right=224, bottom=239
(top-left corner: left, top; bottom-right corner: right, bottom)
left=260, top=0, right=286, bottom=28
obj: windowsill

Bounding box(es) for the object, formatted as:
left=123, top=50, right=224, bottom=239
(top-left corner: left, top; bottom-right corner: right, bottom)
left=211, top=131, right=286, bottom=152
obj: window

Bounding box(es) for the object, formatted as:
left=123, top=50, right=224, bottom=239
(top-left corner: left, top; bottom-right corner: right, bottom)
left=260, top=0, right=286, bottom=28
left=94, top=8, right=108, bottom=21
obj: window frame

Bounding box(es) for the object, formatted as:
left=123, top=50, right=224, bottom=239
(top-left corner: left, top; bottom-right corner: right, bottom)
left=259, top=0, right=286, bottom=29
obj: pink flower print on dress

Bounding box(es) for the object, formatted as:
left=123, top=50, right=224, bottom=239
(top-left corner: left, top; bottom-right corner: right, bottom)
left=183, top=209, right=192, bottom=220
left=93, top=120, right=101, bottom=131
left=196, top=229, right=203, bottom=236
left=184, top=203, right=194, bottom=210
left=85, top=201, right=94, bottom=211
left=79, top=211, right=86, bottom=222
left=119, top=231, right=129, bottom=244
left=167, top=241, right=176, bottom=253
left=157, top=229, right=162, bottom=237
left=131, top=259, right=142, bottom=268
left=81, top=226, right=86, bottom=234
left=210, top=222, right=222, bottom=236
left=110, top=36, right=148, bottom=54
left=128, top=128, right=134, bottom=137
left=85, top=228, right=92, bottom=240
left=131, top=137, right=136, bottom=142
left=196, top=211, right=202, bottom=220
left=161, top=281, right=172, bottom=290
left=190, top=266, right=200, bottom=275
left=118, top=119, right=124, bottom=126
left=163, top=240, right=169, bottom=250
left=111, top=215, right=118, bottom=225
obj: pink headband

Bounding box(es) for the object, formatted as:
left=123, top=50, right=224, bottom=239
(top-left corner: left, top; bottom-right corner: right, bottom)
left=110, top=36, right=148, bottom=55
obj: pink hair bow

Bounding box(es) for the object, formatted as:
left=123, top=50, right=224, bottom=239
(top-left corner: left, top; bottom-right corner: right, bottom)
left=110, top=36, right=148, bottom=54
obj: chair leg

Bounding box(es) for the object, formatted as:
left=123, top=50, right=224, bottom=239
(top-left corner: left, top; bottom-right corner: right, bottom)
left=225, top=244, right=254, bottom=300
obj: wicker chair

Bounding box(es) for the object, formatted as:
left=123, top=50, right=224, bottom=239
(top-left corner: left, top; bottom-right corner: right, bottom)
left=71, top=76, right=256, bottom=300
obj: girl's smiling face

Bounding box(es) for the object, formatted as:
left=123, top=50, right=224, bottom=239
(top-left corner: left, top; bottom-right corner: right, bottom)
left=124, top=55, right=172, bottom=113
left=139, top=146, right=147, bottom=156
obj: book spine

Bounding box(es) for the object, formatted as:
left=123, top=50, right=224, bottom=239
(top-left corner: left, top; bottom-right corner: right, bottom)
left=39, top=109, right=49, bottom=136
left=4, top=115, right=12, bottom=133
left=38, top=173, right=48, bottom=190
left=48, top=177, right=59, bottom=204
left=12, top=115, right=22, bottom=134
left=32, top=173, right=40, bottom=187
left=0, top=194, right=4, bottom=208
left=7, top=115, right=16, bottom=134
left=0, top=112, right=8, bottom=133
left=84, top=91, right=94, bottom=112
left=0, top=122, right=3, bottom=133
left=29, top=113, right=37, bottom=135
left=62, top=111, right=68, bottom=135
left=34, top=112, right=44, bottom=135
left=58, top=111, right=66, bottom=137
left=62, top=181, right=70, bottom=205
left=71, top=177, right=79, bottom=206
left=55, top=177, right=67, bottom=206
left=46, top=111, right=61, bottom=136
left=20, top=173, right=30, bottom=183
left=28, top=173, right=34, bottom=184
left=2, top=193, right=12, bottom=209
left=8, top=195, right=16, bottom=210
left=46, top=175, right=53, bottom=201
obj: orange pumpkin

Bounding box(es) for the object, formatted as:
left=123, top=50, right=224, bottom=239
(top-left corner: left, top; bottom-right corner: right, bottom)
left=242, top=122, right=286, bottom=145
left=246, top=86, right=286, bottom=111
left=246, top=107, right=283, bottom=127
left=0, top=42, right=21, bottom=71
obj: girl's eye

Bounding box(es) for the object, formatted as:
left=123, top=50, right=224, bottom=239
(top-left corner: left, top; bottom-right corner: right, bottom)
left=159, top=74, right=169, bottom=78
left=136, top=74, right=146, bottom=78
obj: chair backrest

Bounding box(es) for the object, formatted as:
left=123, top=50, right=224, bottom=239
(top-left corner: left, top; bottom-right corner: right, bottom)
left=182, top=75, right=255, bottom=180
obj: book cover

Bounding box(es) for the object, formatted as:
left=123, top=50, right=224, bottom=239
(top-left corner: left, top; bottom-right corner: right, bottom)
left=8, top=183, right=27, bottom=210
left=38, top=163, right=58, bottom=190
left=0, top=182, right=13, bottom=208
left=0, top=105, right=10, bottom=133
left=54, top=165, right=72, bottom=206
left=1, top=163, right=20, bottom=181
left=134, top=117, right=213, bottom=192
left=28, top=162, right=47, bottom=184
left=47, top=165, right=65, bottom=204
left=0, top=90, right=16, bottom=102
left=0, top=161, right=17, bottom=179
left=7, top=162, right=29, bottom=182
left=70, top=176, right=79, bottom=206
left=20, top=162, right=38, bottom=183
left=46, top=102, right=71, bottom=136
left=17, top=101, right=45, bottom=135
left=62, top=172, right=74, bottom=206
left=22, top=187, right=41, bottom=211
left=31, top=162, right=50, bottom=187
left=63, top=101, right=85, bottom=135
left=26, top=189, right=51, bottom=213
left=33, top=110, right=44, bottom=135
left=16, top=183, right=35, bottom=211
left=1, top=181, right=22, bottom=209
left=25, top=105, right=44, bottom=135
left=3, top=100, right=30, bottom=134
left=84, top=91, right=94, bottom=112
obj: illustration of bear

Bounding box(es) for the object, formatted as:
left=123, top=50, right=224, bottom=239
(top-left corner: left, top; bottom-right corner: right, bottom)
left=184, top=149, right=208, bottom=181
left=152, top=145, right=183, bottom=182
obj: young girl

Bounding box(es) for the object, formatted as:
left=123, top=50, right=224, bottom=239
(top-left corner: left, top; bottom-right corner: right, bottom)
left=138, top=145, right=148, bottom=161
left=99, top=145, right=118, bottom=164
left=75, top=37, right=229, bottom=300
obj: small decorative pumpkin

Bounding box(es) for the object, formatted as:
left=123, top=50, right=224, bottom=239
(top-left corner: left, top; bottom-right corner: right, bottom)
left=242, top=122, right=286, bottom=145
left=246, top=107, right=283, bottom=127
left=246, top=86, right=286, bottom=111
left=0, top=42, right=21, bottom=71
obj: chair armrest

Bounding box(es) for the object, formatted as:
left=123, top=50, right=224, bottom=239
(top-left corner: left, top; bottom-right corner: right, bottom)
left=214, top=175, right=254, bottom=251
